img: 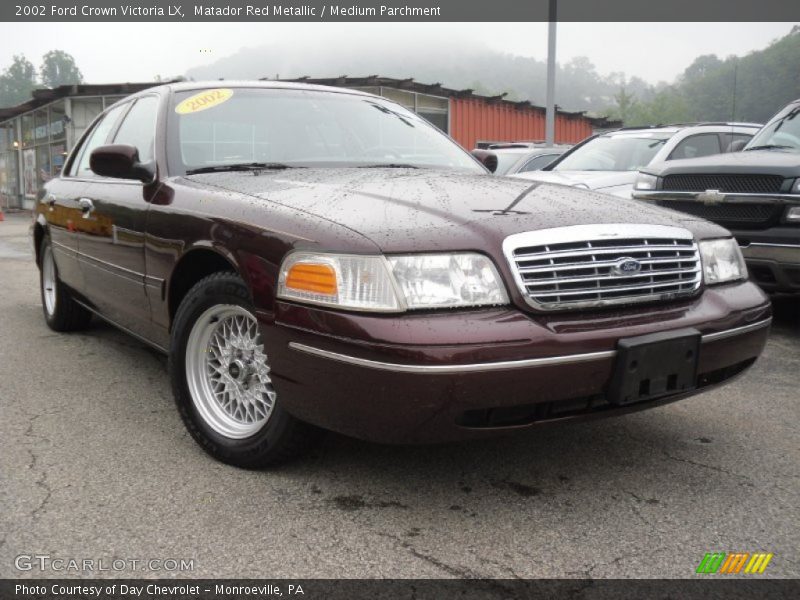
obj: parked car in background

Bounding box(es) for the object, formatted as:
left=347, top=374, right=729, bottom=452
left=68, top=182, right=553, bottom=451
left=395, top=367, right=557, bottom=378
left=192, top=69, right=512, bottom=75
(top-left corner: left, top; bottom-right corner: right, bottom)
left=33, top=82, right=771, bottom=468
left=475, top=142, right=571, bottom=176
left=633, top=99, right=800, bottom=295
left=510, top=123, right=761, bottom=198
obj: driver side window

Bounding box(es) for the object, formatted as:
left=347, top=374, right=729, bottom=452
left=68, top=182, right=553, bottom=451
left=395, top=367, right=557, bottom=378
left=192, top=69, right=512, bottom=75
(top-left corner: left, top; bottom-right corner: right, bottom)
left=70, top=103, right=129, bottom=178
left=112, top=96, right=159, bottom=163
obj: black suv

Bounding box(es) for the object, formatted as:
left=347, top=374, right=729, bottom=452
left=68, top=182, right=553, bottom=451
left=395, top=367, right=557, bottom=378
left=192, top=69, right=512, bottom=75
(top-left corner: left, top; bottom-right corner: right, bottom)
left=633, top=99, right=800, bottom=295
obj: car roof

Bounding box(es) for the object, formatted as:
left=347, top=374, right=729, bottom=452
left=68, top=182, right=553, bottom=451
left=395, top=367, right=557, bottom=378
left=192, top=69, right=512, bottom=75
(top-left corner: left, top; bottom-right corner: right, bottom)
left=159, top=79, right=375, bottom=98
left=487, top=145, right=570, bottom=154
left=109, top=80, right=380, bottom=108
left=604, top=122, right=761, bottom=136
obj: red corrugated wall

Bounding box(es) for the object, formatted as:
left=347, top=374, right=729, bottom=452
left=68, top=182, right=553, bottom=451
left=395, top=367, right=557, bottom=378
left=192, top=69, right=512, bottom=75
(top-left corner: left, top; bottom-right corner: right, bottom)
left=449, top=97, right=594, bottom=149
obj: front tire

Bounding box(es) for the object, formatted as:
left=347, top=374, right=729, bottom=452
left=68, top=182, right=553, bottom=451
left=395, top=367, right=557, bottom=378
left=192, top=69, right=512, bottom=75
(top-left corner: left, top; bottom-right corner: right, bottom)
left=39, top=237, right=92, bottom=332
left=169, top=272, right=320, bottom=467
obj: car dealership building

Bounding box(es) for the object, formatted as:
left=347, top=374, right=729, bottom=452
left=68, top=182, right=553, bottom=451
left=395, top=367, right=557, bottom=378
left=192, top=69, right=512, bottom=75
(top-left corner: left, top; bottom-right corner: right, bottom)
left=0, top=77, right=614, bottom=210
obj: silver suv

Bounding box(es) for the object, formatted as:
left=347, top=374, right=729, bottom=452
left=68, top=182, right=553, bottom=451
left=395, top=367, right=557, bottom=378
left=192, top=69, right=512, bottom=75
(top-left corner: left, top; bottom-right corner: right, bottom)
left=510, top=123, right=761, bottom=198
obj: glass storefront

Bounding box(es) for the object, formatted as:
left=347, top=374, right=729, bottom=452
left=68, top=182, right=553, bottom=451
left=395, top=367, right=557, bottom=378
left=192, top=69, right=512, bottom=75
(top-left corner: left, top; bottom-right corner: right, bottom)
left=0, top=94, right=126, bottom=208
left=0, top=121, right=19, bottom=209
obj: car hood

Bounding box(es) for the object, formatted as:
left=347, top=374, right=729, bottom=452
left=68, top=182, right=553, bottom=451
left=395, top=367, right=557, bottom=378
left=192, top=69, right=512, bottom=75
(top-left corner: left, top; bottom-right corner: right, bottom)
left=511, top=170, right=637, bottom=191
left=183, top=167, right=728, bottom=252
left=643, top=150, right=800, bottom=177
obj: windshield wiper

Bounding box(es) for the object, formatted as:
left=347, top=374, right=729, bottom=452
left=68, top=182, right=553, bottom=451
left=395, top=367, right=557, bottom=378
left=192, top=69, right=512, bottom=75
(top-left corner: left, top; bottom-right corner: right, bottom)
left=745, top=144, right=795, bottom=152
left=357, top=163, right=420, bottom=169
left=186, top=162, right=299, bottom=175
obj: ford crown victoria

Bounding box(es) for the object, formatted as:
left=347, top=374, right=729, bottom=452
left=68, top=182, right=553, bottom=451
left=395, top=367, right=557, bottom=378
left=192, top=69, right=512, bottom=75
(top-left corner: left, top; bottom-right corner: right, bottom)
left=32, top=82, right=771, bottom=467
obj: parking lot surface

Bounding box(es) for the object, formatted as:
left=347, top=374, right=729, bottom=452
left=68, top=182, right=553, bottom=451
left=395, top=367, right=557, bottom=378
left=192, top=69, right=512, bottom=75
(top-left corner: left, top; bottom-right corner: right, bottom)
left=1, top=212, right=797, bottom=578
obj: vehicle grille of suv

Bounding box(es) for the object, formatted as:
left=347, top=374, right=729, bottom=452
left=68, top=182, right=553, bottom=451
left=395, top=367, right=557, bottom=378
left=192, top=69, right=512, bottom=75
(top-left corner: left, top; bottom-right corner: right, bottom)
left=503, top=225, right=702, bottom=311
left=662, top=174, right=784, bottom=194
left=657, top=200, right=783, bottom=230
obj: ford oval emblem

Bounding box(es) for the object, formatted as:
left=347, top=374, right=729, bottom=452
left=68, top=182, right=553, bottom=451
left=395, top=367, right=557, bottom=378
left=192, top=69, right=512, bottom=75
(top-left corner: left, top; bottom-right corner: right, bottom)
left=613, top=258, right=642, bottom=276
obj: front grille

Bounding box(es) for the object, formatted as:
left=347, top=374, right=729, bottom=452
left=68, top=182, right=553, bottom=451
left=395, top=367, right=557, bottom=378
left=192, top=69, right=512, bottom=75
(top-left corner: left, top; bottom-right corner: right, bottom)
left=658, top=200, right=783, bottom=230
left=662, top=174, right=784, bottom=194
left=504, top=225, right=702, bottom=311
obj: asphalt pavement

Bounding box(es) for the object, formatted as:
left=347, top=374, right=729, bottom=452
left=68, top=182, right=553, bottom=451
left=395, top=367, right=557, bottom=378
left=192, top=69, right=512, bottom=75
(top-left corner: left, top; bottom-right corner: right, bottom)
left=1, top=211, right=797, bottom=578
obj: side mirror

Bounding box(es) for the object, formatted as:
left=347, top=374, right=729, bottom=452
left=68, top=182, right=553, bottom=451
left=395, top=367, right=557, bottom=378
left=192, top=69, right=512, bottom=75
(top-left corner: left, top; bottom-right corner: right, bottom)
left=90, top=144, right=155, bottom=183
left=727, top=139, right=748, bottom=153
left=471, top=149, right=498, bottom=173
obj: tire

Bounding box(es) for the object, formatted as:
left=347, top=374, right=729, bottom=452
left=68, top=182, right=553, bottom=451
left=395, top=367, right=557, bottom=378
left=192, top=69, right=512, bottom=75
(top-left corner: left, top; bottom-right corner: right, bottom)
left=39, top=236, right=92, bottom=332
left=169, top=272, right=321, bottom=468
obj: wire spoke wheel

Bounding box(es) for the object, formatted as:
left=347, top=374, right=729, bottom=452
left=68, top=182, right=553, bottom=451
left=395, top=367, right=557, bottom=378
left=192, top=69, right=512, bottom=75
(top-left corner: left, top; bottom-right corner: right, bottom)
left=185, top=305, right=276, bottom=439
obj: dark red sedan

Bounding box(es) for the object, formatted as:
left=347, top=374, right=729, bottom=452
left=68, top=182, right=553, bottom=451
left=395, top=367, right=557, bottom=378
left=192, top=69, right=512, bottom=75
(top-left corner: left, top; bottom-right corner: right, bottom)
left=33, top=82, right=771, bottom=467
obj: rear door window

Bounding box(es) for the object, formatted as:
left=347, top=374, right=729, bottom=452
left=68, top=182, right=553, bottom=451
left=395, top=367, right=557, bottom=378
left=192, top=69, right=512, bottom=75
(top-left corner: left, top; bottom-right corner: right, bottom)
left=518, top=154, right=560, bottom=173
left=721, top=133, right=753, bottom=152
left=668, top=133, right=722, bottom=160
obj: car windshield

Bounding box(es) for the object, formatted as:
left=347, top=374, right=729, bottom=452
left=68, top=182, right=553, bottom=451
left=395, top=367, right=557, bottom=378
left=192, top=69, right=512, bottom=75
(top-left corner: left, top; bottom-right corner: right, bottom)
left=552, top=133, right=672, bottom=172
left=169, top=87, right=483, bottom=173
left=745, top=103, right=800, bottom=152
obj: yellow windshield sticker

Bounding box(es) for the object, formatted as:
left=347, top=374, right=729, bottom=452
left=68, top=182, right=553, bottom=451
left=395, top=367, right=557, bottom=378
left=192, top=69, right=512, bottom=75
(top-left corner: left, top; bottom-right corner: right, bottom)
left=175, top=88, right=234, bottom=114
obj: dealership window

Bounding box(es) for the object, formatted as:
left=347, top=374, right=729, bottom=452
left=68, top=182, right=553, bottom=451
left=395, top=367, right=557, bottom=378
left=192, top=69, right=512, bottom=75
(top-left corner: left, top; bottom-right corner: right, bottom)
left=70, top=97, right=104, bottom=144
left=416, top=95, right=449, bottom=133
left=0, top=121, right=19, bottom=208
left=381, top=88, right=415, bottom=111
left=352, top=86, right=450, bottom=134
left=49, top=101, right=68, bottom=178
left=1, top=93, right=136, bottom=208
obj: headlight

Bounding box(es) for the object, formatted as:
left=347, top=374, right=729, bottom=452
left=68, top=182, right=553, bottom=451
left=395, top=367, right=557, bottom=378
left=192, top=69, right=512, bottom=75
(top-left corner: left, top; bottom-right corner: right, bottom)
left=699, top=238, right=747, bottom=285
left=792, top=178, right=800, bottom=193
left=572, top=183, right=590, bottom=189
left=387, top=253, right=508, bottom=309
left=278, top=253, right=402, bottom=312
left=785, top=205, right=800, bottom=223
left=277, top=252, right=508, bottom=312
left=634, top=172, right=658, bottom=191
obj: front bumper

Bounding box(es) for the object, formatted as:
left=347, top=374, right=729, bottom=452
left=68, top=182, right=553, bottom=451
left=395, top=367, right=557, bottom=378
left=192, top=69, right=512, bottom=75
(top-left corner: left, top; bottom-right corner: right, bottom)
left=736, top=232, right=800, bottom=294
left=259, top=281, right=770, bottom=444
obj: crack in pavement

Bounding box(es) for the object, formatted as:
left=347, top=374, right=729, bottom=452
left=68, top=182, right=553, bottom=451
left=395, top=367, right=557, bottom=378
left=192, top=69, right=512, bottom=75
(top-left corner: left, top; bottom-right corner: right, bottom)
left=377, top=531, right=480, bottom=579
left=20, top=410, right=61, bottom=525
left=659, top=449, right=753, bottom=482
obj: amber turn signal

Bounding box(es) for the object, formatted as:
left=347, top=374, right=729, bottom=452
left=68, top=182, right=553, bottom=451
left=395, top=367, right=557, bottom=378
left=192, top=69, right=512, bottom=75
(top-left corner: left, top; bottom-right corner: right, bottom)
left=284, top=263, right=338, bottom=295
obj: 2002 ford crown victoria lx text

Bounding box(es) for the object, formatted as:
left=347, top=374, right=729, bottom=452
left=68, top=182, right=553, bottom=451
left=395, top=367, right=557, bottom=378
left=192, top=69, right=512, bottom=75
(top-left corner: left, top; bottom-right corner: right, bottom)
left=32, top=82, right=772, bottom=467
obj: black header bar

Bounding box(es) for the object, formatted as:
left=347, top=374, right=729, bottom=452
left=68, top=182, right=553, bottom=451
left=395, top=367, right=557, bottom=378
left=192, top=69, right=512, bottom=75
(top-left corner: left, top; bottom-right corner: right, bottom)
left=2, top=578, right=800, bottom=600
left=3, top=0, right=799, bottom=22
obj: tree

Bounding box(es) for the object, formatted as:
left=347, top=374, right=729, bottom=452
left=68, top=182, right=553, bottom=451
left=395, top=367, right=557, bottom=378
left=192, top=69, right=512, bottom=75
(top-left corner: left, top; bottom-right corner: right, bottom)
left=611, top=84, right=638, bottom=125
left=39, top=50, right=83, bottom=88
left=0, top=54, right=37, bottom=107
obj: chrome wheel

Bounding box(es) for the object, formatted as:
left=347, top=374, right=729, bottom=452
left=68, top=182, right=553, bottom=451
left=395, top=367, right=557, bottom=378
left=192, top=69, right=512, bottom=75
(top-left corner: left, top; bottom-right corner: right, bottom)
left=42, top=245, right=57, bottom=316
left=185, top=305, right=276, bottom=439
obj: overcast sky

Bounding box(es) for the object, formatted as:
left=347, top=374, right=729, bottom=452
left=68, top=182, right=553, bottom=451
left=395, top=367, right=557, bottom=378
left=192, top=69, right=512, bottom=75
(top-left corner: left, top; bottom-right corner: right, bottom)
left=0, top=22, right=795, bottom=84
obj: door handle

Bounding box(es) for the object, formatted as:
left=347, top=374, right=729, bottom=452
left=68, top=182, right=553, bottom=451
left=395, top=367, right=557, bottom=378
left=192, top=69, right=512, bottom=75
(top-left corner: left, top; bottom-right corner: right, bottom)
left=78, top=198, right=94, bottom=218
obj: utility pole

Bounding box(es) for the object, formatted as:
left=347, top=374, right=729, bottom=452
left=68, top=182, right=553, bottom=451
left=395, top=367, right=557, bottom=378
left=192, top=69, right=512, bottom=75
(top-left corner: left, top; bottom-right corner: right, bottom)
left=545, top=0, right=557, bottom=147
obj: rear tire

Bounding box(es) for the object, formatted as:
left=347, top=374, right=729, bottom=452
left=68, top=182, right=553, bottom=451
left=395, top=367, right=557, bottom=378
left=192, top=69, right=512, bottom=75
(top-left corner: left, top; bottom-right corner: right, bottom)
left=169, top=272, right=321, bottom=468
left=39, top=237, right=92, bottom=332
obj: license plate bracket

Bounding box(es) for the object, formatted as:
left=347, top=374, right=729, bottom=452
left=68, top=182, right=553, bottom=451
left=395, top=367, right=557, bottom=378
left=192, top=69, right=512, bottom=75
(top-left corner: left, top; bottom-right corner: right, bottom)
left=608, top=328, right=700, bottom=406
